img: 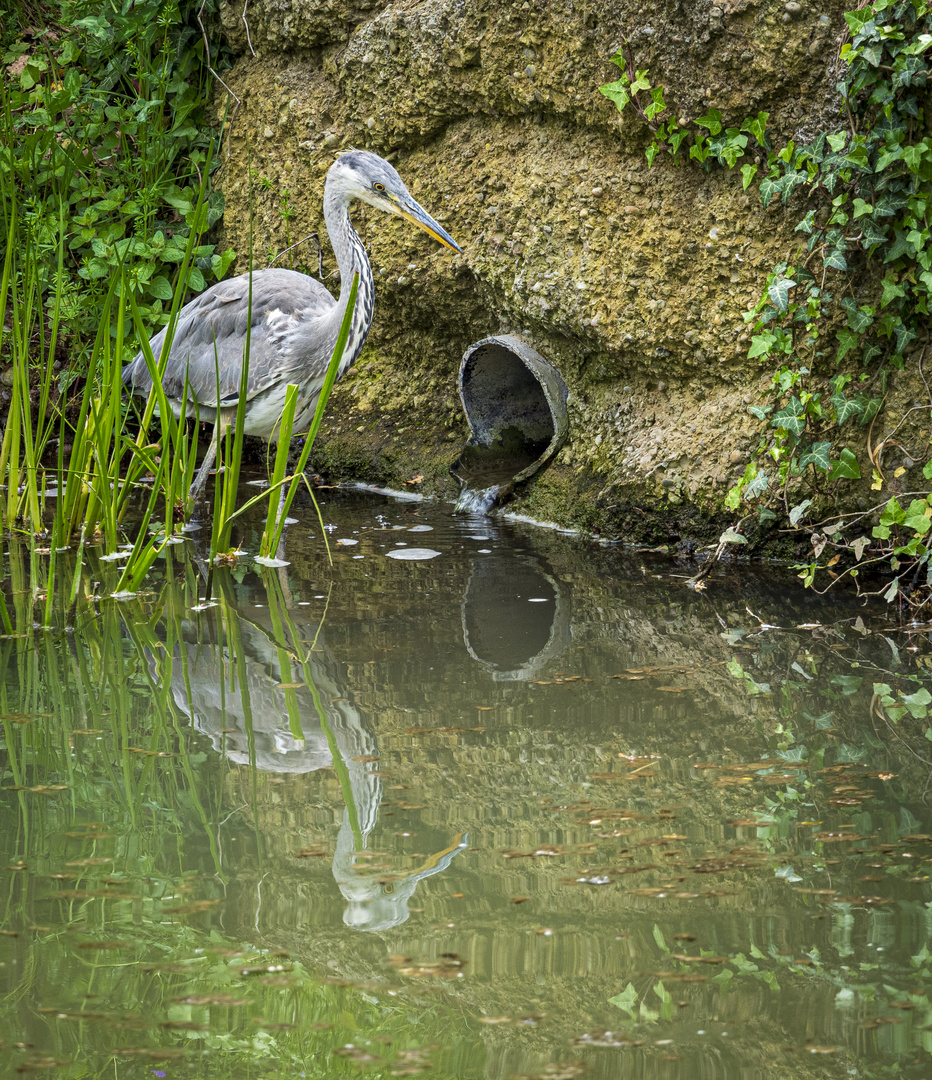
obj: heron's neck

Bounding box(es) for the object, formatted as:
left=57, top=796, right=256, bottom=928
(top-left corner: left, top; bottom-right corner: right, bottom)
left=323, top=186, right=376, bottom=376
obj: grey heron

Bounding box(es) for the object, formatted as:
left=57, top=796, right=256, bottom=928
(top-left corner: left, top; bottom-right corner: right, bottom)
left=122, top=150, right=462, bottom=497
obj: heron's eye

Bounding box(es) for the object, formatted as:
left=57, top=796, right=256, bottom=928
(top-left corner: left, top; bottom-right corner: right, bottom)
left=373, top=182, right=385, bottom=192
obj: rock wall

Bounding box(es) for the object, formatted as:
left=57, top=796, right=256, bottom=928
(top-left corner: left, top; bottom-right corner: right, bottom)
left=210, top=0, right=903, bottom=545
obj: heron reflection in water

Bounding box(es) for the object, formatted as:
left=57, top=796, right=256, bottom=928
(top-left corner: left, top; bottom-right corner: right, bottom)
left=156, top=609, right=466, bottom=932
left=122, top=151, right=463, bottom=497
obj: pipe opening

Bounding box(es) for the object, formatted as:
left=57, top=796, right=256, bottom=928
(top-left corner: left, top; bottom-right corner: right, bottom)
left=452, top=336, right=569, bottom=512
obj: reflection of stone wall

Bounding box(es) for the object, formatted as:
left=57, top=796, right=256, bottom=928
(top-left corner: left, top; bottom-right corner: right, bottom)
left=211, top=0, right=900, bottom=541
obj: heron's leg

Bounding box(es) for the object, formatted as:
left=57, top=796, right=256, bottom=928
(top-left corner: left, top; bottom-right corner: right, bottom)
left=189, top=413, right=231, bottom=500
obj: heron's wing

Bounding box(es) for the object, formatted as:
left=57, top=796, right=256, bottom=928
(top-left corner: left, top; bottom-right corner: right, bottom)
left=123, top=268, right=336, bottom=407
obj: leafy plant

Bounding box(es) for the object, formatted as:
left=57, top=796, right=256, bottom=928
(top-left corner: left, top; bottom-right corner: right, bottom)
left=601, top=2, right=932, bottom=618
left=0, top=0, right=235, bottom=367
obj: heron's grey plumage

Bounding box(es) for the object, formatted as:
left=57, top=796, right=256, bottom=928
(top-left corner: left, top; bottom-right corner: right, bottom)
left=122, top=151, right=461, bottom=495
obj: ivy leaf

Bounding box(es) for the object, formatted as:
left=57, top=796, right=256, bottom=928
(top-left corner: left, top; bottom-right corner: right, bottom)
left=740, top=111, right=769, bottom=147
left=885, top=229, right=916, bottom=262
left=695, top=109, right=722, bottom=135
left=748, top=404, right=773, bottom=420
left=824, top=248, right=847, bottom=271
left=880, top=495, right=906, bottom=527
left=768, top=277, right=795, bottom=313
left=745, top=471, right=769, bottom=499
left=829, top=448, right=862, bottom=481
left=759, top=173, right=781, bottom=208
left=748, top=332, right=776, bottom=359
left=860, top=217, right=889, bottom=246
left=795, top=209, right=816, bottom=234
left=903, top=499, right=932, bottom=536
left=599, top=80, right=630, bottom=111
left=880, top=277, right=906, bottom=307
left=851, top=536, right=871, bottom=561
left=741, top=162, right=758, bottom=190
left=831, top=393, right=862, bottom=425
left=835, top=328, right=860, bottom=363
left=852, top=197, right=873, bottom=218
left=797, top=442, right=832, bottom=472
left=876, top=145, right=904, bottom=170
left=789, top=499, right=812, bottom=526
left=771, top=397, right=806, bottom=437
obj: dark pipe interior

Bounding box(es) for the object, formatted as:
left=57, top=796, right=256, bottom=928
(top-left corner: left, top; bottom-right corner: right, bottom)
left=460, top=343, right=555, bottom=449
left=454, top=343, right=554, bottom=489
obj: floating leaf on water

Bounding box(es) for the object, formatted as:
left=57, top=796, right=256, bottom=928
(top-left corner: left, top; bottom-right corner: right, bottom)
left=99, top=551, right=132, bottom=561
left=190, top=602, right=219, bottom=612
left=385, top=548, right=441, bottom=560
left=408, top=525, right=434, bottom=532
left=336, top=538, right=358, bottom=545
left=254, top=555, right=290, bottom=567
left=109, top=591, right=137, bottom=601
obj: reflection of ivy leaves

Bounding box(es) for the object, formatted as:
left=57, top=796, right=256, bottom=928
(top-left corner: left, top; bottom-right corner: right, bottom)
left=608, top=982, right=639, bottom=1018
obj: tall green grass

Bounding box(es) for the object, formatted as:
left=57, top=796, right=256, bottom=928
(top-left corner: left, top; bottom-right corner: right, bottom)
left=0, top=4, right=350, bottom=619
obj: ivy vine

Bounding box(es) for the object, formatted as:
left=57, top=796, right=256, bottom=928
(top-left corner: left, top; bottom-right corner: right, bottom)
left=601, top=0, right=932, bottom=618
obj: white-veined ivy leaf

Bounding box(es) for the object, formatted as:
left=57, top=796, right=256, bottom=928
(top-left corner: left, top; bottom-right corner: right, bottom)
left=797, top=442, right=832, bottom=472
left=720, top=527, right=747, bottom=545
left=894, top=321, right=916, bottom=353
left=885, top=229, right=915, bottom=262
left=828, top=448, right=861, bottom=481
left=759, top=174, right=781, bottom=207
left=758, top=505, right=777, bottom=524
left=824, top=249, right=847, bottom=271
left=771, top=397, right=806, bottom=437
left=745, top=472, right=769, bottom=498
left=860, top=217, right=888, bottom=246
left=795, top=209, right=816, bottom=234
left=842, top=305, right=874, bottom=334
left=789, top=499, right=812, bottom=526
left=883, top=577, right=900, bottom=603
left=831, top=393, right=862, bottom=424
left=826, top=130, right=847, bottom=152
left=748, top=404, right=773, bottom=420
left=767, top=277, right=794, bottom=312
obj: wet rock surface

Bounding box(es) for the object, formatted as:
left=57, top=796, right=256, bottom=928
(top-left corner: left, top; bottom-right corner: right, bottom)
left=209, top=0, right=910, bottom=545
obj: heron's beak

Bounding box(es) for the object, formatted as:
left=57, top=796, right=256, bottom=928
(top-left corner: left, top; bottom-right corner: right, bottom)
left=392, top=194, right=463, bottom=254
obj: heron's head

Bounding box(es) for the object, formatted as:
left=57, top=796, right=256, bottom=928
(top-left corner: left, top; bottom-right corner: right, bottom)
left=329, top=150, right=462, bottom=254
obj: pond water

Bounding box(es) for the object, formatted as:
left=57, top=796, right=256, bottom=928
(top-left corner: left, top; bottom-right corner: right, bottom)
left=2, top=482, right=931, bottom=1080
